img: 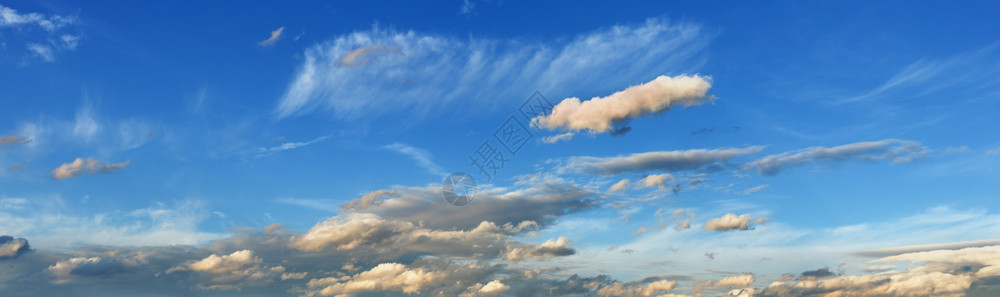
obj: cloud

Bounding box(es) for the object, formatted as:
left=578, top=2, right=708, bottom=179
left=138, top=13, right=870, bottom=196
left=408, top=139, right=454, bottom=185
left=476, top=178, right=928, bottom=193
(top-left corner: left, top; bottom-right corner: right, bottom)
left=168, top=250, right=285, bottom=290
left=256, top=135, right=329, bottom=158
left=532, top=74, right=714, bottom=133
left=703, top=213, right=770, bottom=232
left=303, top=262, right=486, bottom=296
left=384, top=143, right=448, bottom=176
left=339, top=45, right=404, bottom=67
left=608, top=179, right=631, bottom=192
left=258, top=26, right=285, bottom=47
left=854, top=239, right=1000, bottom=258
left=716, top=274, right=754, bottom=287
left=797, top=266, right=835, bottom=280
left=838, top=43, right=1000, bottom=104
left=462, top=279, right=510, bottom=297
left=332, top=173, right=598, bottom=230
left=50, top=157, right=130, bottom=179
left=0, top=4, right=79, bottom=62
left=639, top=173, right=672, bottom=189
left=759, top=245, right=1000, bottom=297
left=562, top=146, right=763, bottom=175
left=0, top=236, right=31, bottom=259
left=596, top=279, right=678, bottom=297
left=541, top=132, right=575, bottom=144
left=275, top=18, right=707, bottom=120
left=340, top=189, right=396, bottom=210
left=741, top=184, right=768, bottom=195
left=0, top=135, right=29, bottom=147
left=48, top=254, right=146, bottom=284
left=742, top=139, right=928, bottom=176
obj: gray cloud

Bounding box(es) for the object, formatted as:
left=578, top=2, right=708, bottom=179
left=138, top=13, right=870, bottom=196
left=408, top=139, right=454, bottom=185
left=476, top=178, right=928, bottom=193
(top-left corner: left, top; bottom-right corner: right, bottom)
left=0, top=135, right=30, bottom=147
left=0, top=236, right=31, bottom=259
left=742, top=139, right=928, bottom=176
left=562, top=146, right=763, bottom=176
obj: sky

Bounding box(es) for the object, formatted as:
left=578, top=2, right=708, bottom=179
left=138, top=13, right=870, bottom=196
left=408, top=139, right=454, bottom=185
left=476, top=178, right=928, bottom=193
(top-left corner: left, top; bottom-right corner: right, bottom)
left=2, top=1, right=1000, bottom=296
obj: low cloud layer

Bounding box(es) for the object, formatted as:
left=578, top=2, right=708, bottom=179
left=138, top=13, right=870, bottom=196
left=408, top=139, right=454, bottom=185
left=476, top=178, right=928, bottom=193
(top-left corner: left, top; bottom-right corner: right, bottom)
left=532, top=74, right=714, bottom=134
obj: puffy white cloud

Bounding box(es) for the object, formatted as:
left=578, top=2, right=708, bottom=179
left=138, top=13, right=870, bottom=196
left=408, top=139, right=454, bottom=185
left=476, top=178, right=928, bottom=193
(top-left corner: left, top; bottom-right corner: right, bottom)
left=562, top=146, right=763, bottom=175
left=47, top=252, right=148, bottom=284
left=639, top=173, right=672, bottom=189
left=716, top=274, right=755, bottom=287
left=532, top=75, right=714, bottom=133
left=168, top=250, right=285, bottom=290
left=275, top=19, right=707, bottom=120
left=304, top=262, right=449, bottom=295
left=504, top=237, right=576, bottom=261
left=742, top=139, right=928, bottom=176
left=51, top=157, right=130, bottom=179
left=461, top=280, right=511, bottom=297
left=703, top=213, right=770, bottom=232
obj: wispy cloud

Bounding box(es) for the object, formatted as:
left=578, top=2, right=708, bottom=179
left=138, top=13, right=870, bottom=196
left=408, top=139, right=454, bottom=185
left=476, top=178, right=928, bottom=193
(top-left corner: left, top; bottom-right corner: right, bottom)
left=275, top=18, right=708, bottom=121
left=255, top=135, right=329, bottom=158
left=257, top=26, right=284, bottom=47
left=541, top=132, right=575, bottom=144
left=383, top=143, right=447, bottom=176
left=0, top=4, right=79, bottom=62
left=51, top=157, right=130, bottom=179
left=838, top=43, right=1000, bottom=104
left=742, top=139, right=928, bottom=176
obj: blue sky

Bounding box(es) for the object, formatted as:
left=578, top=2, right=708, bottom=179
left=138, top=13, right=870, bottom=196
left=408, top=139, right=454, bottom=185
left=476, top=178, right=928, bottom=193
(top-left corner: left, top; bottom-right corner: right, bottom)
left=2, top=1, right=1000, bottom=296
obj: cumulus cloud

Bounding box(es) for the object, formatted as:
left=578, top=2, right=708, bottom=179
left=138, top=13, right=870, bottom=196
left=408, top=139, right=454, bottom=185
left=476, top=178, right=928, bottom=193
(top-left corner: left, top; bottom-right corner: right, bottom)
left=0, top=236, right=31, bottom=259
left=258, top=26, right=285, bottom=47
left=532, top=75, right=714, bottom=133
left=51, top=157, right=130, bottom=179
left=462, top=279, right=511, bottom=297
left=168, top=250, right=285, bottom=290
left=275, top=18, right=707, bottom=120
left=541, top=132, right=575, bottom=144
left=742, top=139, right=928, bottom=176
left=504, top=237, right=576, bottom=261
left=716, top=274, right=754, bottom=287
left=639, top=173, right=672, bottom=189
left=759, top=246, right=1000, bottom=297
left=703, top=213, right=770, bottom=232
left=340, top=189, right=396, bottom=210
left=303, top=262, right=481, bottom=296
left=562, top=146, right=763, bottom=175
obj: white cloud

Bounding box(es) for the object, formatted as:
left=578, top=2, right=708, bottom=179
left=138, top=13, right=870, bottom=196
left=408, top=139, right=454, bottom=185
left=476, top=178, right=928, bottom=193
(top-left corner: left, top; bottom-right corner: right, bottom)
left=541, top=132, right=575, bottom=144
left=258, top=26, right=285, bottom=47
left=716, top=274, right=754, bottom=287
left=168, top=250, right=285, bottom=290
left=275, top=18, right=707, bottom=120
left=703, top=213, right=770, bottom=232
left=1, top=4, right=79, bottom=62
left=256, top=135, right=329, bottom=158
left=304, top=262, right=450, bottom=295
left=639, top=173, right=672, bottom=189
left=51, top=157, right=130, bottom=179
left=384, top=143, right=447, bottom=176
left=532, top=75, right=714, bottom=133
left=597, top=279, right=678, bottom=297
left=26, top=43, right=55, bottom=62
left=608, top=179, right=631, bottom=192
